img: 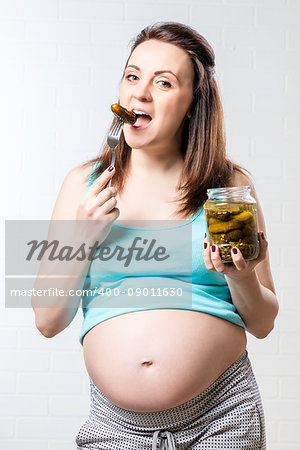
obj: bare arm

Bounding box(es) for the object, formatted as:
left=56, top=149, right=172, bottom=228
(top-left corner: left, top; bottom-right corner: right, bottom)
left=32, top=164, right=119, bottom=338
left=203, top=170, right=279, bottom=339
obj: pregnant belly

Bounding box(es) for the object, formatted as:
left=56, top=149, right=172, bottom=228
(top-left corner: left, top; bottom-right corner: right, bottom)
left=83, top=309, right=247, bottom=412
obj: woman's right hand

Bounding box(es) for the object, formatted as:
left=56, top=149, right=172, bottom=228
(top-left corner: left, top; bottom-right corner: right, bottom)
left=76, top=166, right=120, bottom=243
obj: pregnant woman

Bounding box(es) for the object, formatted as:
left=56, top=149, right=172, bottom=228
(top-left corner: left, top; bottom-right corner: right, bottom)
left=33, top=22, right=279, bottom=450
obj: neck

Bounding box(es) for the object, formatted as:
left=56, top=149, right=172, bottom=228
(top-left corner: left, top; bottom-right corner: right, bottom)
left=129, top=147, right=184, bottom=178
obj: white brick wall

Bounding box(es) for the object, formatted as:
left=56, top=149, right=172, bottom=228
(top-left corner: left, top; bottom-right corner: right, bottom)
left=1, top=0, right=299, bottom=448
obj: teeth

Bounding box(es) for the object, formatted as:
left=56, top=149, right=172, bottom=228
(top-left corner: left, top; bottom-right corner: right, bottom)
left=133, top=109, right=151, bottom=117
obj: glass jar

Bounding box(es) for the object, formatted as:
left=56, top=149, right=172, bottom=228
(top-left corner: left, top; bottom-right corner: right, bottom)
left=203, top=185, right=260, bottom=263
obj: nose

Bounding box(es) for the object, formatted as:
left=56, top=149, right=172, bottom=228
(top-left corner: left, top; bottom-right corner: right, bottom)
left=133, top=80, right=152, bottom=102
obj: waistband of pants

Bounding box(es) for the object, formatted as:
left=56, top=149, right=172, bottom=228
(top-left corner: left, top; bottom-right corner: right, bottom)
left=89, top=350, right=253, bottom=430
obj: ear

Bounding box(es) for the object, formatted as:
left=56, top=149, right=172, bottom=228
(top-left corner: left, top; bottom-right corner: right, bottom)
left=186, top=111, right=192, bottom=119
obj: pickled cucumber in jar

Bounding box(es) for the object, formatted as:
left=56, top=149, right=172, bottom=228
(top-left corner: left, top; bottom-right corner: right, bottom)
left=203, top=186, right=260, bottom=263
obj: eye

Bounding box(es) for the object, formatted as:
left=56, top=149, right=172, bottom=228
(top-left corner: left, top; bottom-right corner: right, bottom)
left=157, top=80, right=172, bottom=88
left=125, top=74, right=138, bottom=82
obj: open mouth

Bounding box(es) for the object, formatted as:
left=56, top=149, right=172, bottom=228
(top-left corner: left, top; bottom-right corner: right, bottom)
left=131, top=110, right=152, bottom=130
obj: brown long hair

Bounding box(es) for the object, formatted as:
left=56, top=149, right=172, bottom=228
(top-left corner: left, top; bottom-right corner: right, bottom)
left=83, top=21, right=249, bottom=218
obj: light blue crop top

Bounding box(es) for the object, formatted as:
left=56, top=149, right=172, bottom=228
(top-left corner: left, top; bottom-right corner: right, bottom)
left=78, top=163, right=246, bottom=345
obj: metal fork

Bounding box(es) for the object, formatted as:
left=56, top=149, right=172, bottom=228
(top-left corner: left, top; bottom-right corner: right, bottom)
left=106, top=118, right=124, bottom=188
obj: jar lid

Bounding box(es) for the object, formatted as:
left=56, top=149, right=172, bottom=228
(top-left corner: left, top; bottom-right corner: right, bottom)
left=206, top=185, right=252, bottom=201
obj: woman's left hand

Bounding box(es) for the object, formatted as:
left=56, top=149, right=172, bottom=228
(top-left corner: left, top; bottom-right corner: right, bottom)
left=202, top=232, right=268, bottom=280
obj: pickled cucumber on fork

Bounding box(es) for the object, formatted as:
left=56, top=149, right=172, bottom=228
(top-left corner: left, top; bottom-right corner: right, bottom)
left=111, top=104, right=137, bottom=124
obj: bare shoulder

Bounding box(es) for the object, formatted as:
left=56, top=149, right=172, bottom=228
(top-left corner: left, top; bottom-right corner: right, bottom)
left=51, top=163, right=94, bottom=220
left=66, top=162, right=94, bottom=183
left=231, top=167, right=255, bottom=189
left=231, top=168, right=260, bottom=210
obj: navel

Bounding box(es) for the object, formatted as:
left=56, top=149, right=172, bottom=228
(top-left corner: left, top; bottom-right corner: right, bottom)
left=141, top=360, right=154, bottom=367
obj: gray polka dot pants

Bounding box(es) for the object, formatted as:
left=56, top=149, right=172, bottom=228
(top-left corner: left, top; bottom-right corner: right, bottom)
left=76, top=350, right=266, bottom=449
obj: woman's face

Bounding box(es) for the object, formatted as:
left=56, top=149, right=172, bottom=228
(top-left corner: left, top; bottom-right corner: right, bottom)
left=119, top=39, right=194, bottom=152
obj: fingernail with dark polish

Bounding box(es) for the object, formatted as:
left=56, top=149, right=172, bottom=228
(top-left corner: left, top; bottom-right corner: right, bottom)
left=232, top=247, right=238, bottom=255
left=204, top=232, right=207, bottom=238
left=108, top=165, right=114, bottom=172
left=204, top=242, right=207, bottom=249
left=261, top=232, right=265, bottom=240
left=211, top=245, right=216, bottom=252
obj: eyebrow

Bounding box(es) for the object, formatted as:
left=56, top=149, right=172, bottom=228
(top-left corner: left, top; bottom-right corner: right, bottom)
left=126, top=64, right=179, bottom=81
